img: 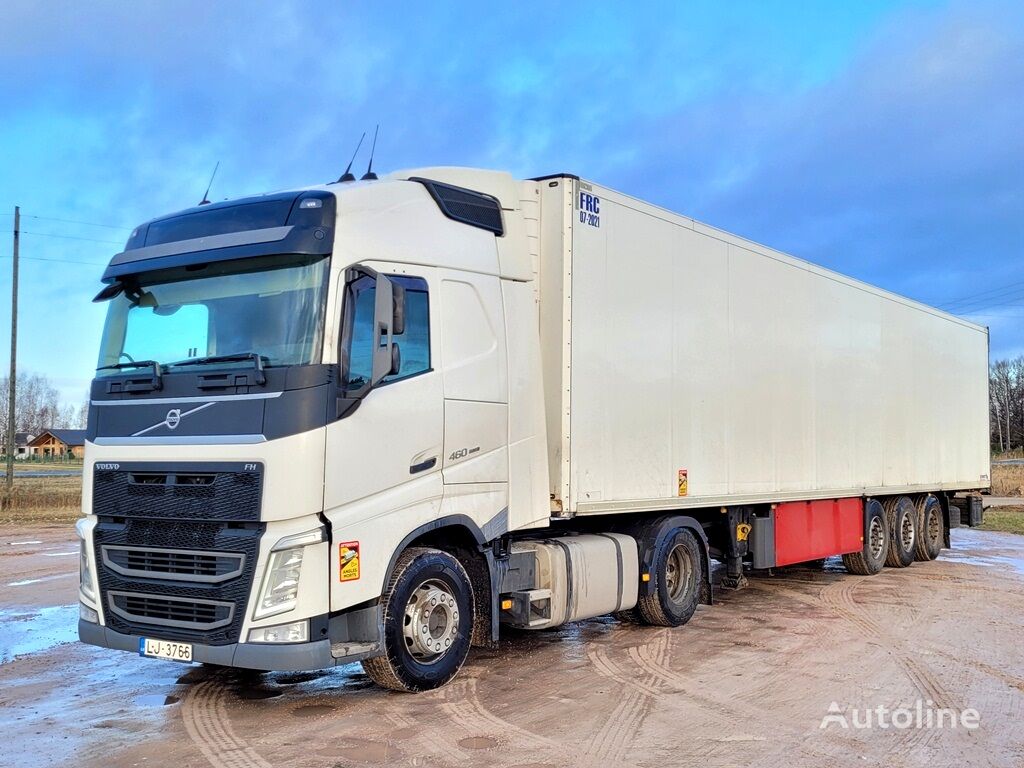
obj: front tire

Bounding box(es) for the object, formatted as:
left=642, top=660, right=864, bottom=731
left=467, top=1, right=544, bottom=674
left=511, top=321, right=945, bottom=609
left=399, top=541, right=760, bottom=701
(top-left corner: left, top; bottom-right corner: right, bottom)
left=884, top=496, right=917, bottom=568
left=914, top=494, right=943, bottom=561
left=636, top=528, right=702, bottom=627
left=842, top=498, right=888, bottom=575
left=362, top=547, right=474, bottom=692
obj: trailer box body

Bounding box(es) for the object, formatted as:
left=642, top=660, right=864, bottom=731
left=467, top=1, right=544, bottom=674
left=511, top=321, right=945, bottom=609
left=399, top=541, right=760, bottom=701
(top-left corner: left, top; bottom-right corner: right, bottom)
left=537, top=177, right=990, bottom=516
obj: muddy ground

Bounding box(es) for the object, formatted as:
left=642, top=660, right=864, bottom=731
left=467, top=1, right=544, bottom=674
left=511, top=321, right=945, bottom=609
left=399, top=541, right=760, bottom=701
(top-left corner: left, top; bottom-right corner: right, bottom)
left=2, top=524, right=1023, bottom=768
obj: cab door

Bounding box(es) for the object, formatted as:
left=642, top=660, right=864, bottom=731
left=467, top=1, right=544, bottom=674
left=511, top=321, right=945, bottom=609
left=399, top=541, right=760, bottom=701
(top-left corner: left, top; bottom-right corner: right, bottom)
left=324, top=264, right=443, bottom=610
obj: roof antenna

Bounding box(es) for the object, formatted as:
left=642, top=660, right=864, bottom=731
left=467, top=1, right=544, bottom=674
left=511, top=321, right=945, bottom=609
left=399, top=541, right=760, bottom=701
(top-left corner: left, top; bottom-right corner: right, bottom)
left=361, top=125, right=380, bottom=181
left=335, top=132, right=365, bottom=183
left=198, top=161, right=220, bottom=205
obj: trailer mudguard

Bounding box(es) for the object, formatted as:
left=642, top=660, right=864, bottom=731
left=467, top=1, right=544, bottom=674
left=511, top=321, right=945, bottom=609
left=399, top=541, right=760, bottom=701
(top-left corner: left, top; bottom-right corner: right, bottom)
left=624, top=515, right=713, bottom=605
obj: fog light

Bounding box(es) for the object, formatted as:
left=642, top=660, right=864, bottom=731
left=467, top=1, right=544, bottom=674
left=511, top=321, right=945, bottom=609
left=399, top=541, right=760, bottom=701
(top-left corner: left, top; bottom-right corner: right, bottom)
left=248, top=620, right=309, bottom=644
left=80, top=603, right=99, bottom=624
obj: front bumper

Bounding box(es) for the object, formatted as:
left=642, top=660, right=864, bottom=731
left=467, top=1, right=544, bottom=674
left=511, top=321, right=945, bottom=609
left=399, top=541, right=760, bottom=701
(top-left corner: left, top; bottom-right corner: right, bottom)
left=79, top=618, right=380, bottom=670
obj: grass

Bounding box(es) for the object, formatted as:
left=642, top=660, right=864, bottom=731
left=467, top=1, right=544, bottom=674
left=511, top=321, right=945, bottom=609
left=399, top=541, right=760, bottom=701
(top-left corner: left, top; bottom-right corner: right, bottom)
left=2, top=459, right=84, bottom=473
left=978, top=506, right=1024, bottom=536
left=991, top=463, right=1024, bottom=497
left=0, top=475, right=82, bottom=524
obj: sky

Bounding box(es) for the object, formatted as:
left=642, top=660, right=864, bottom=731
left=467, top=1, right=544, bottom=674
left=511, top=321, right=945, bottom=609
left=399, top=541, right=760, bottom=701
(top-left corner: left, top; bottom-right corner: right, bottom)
left=1, top=0, right=1022, bottom=406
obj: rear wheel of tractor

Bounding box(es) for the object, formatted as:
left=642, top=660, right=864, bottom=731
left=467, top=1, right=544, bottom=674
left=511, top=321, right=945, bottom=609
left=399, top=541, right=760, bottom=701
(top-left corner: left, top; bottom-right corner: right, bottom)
left=842, top=498, right=888, bottom=575
left=914, top=494, right=944, bottom=561
left=362, top=547, right=474, bottom=692
left=636, top=528, right=702, bottom=627
left=884, top=496, right=917, bottom=568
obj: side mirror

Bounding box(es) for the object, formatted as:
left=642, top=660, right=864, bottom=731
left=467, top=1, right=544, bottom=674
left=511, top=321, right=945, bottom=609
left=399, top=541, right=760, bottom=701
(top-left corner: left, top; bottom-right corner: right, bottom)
left=370, top=273, right=395, bottom=386
left=392, top=281, right=406, bottom=336
left=389, top=343, right=401, bottom=376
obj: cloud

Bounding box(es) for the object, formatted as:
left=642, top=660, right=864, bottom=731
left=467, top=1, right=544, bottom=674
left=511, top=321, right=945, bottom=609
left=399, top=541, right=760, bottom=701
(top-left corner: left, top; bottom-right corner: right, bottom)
left=0, top=0, right=1021, bottom=409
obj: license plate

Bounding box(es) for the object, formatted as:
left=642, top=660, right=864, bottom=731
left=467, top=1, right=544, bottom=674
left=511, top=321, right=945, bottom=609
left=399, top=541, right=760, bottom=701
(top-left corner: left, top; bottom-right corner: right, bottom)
left=139, top=637, right=193, bottom=662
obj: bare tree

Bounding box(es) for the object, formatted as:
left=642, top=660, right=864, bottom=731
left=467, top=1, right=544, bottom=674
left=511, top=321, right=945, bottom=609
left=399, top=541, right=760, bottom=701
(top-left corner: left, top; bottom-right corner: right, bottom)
left=990, top=356, right=1024, bottom=452
left=0, top=372, right=79, bottom=443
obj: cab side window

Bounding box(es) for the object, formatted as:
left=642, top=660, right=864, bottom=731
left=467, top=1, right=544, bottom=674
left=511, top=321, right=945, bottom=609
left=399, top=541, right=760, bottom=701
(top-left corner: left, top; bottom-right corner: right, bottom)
left=385, top=276, right=430, bottom=383
left=343, top=274, right=430, bottom=389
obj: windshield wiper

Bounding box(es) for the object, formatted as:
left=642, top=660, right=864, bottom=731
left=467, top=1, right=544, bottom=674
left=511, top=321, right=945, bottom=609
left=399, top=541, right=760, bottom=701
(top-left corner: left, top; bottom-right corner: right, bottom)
left=165, top=352, right=267, bottom=385
left=95, top=360, right=163, bottom=391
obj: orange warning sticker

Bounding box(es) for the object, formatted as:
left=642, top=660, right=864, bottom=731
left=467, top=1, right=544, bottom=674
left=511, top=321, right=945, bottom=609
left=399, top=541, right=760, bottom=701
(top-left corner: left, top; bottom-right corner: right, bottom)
left=339, top=541, right=360, bottom=582
left=678, top=469, right=688, bottom=497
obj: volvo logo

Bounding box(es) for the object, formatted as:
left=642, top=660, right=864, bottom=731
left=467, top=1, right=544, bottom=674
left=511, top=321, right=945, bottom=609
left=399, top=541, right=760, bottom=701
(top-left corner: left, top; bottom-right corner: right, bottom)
left=131, top=401, right=216, bottom=437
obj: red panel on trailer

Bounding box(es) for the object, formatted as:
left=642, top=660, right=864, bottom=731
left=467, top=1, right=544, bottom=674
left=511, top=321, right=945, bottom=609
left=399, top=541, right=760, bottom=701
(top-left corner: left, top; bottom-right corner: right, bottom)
left=774, top=498, right=863, bottom=566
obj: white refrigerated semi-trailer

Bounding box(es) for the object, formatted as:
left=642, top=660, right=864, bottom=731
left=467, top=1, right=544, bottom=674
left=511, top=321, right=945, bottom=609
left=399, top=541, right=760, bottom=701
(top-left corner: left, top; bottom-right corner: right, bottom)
left=79, top=167, right=990, bottom=692
left=535, top=176, right=990, bottom=516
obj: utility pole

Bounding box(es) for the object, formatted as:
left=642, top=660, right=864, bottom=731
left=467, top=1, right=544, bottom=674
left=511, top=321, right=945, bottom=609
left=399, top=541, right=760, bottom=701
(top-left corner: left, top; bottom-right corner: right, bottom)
left=4, top=206, right=18, bottom=509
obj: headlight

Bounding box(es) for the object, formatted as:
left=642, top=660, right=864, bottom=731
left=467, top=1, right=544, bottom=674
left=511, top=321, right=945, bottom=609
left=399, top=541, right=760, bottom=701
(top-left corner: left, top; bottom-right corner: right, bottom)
left=252, top=527, right=324, bottom=620
left=248, top=620, right=309, bottom=644
left=76, top=522, right=97, bottom=603
left=79, top=542, right=95, bottom=600
left=254, top=546, right=305, bottom=619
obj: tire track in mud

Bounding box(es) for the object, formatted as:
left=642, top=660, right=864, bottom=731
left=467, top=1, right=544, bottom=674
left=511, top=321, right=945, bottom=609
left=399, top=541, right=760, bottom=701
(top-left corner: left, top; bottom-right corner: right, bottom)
left=583, top=631, right=669, bottom=766
left=779, top=574, right=958, bottom=755
left=385, top=706, right=473, bottom=766
left=181, top=679, right=273, bottom=768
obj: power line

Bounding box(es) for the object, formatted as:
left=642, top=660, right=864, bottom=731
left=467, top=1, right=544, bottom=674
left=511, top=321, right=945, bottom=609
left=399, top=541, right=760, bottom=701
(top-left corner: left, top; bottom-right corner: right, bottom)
left=19, top=230, right=123, bottom=246
left=935, top=279, right=1024, bottom=311
left=22, top=215, right=132, bottom=230
left=0, top=212, right=132, bottom=231
left=0, top=254, right=108, bottom=267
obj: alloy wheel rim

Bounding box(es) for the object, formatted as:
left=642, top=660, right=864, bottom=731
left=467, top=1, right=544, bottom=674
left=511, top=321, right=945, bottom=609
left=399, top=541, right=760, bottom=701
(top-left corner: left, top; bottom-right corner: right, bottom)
left=664, top=544, right=693, bottom=604
left=868, top=516, right=885, bottom=560
left=403, top=579, right=459, bottom=664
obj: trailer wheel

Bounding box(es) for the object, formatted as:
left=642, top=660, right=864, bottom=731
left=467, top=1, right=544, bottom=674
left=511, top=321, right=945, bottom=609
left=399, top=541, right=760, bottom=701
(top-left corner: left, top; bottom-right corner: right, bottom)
left=636, top=528, right=702, bottom=627
left=914, top=494, right=943, bottom=561
left=884, top=496, right=917, bottom=568
left=842, top=498, right=888, bottom=575
left=361, top=547, right=474, bottom=692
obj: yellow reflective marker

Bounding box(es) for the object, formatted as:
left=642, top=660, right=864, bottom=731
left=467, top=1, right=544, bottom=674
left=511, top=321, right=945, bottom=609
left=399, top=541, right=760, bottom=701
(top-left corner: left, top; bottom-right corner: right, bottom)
left=641, top=573, right=651, bottom=582
left=500, top=598, right=513, bottom=610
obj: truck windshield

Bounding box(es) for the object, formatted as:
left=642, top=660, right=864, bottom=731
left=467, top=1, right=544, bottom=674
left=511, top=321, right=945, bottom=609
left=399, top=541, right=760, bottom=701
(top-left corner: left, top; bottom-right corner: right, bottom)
left=96, top=254, right=329, bottom=375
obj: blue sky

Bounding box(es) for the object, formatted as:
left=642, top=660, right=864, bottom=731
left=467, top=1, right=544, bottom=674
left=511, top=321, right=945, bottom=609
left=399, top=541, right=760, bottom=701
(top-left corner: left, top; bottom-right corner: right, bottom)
left=1, top=1, right=1022, bottom=405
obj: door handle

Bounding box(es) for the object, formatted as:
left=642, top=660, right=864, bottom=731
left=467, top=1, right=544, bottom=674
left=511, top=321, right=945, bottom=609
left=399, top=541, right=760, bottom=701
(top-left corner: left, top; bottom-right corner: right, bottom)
left=409, top=456, right=437, bottom=474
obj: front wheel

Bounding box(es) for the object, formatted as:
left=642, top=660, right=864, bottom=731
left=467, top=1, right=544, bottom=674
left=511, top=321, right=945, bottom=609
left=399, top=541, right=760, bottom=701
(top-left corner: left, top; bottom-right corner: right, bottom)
left=362, top=547, right=474, bottom=692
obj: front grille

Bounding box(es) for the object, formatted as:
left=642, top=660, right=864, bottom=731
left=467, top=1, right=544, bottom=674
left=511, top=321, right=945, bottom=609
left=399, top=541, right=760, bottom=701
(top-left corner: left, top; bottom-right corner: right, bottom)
left=102, top=545, right=245, bottom=583
left=108, top=591, right=235, bottom=630
left=93, top=462, right=262, bottom=522
left=94, top=518, right=261, bottom=645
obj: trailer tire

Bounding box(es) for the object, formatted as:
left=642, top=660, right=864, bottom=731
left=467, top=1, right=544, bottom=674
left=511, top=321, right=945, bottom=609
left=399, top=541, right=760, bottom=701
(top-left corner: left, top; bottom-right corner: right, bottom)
left=636, top=528, right=702, bottom=627
left=914, top=494, right=943, bottom=561
left=884, top=496, right=917, bottom=568
left=361, top=547, right=474, bottom=692
left=842, top=498, right=888, bottom=575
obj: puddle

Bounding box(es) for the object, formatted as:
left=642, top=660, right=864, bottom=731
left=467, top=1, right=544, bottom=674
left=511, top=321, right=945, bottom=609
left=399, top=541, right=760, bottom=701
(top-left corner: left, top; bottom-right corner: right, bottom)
left=8, top=573, right=75, bottom=587
left=0, top=604, right=79, bottom=662
left=291, top=703, right=337, bottom=717
left=236, top=686, right=283, bottom=700
left=134, top=694, right=180, bottom=707
left=940, top=533, right=1024, bottom=576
